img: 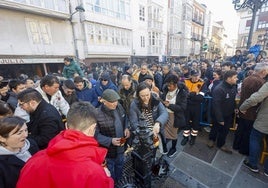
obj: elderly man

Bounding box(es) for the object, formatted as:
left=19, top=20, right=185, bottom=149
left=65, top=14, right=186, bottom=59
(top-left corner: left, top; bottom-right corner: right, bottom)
left=118, top=75, right=137, bottom=116
left=95, top=89, right=130, bottom=183
left=233, top=62, right=268, bottom=155
left=240, top=72, right=268, bottom=175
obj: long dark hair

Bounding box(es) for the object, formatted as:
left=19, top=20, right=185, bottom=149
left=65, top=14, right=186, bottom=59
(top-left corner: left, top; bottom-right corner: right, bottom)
left=136, top=82, right=152, bottom=110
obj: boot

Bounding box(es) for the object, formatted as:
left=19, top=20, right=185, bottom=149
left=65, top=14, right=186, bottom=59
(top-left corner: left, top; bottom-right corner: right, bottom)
left=181, top=136, right=189, bottom=146
left=189, top=136, right=196, bottom=145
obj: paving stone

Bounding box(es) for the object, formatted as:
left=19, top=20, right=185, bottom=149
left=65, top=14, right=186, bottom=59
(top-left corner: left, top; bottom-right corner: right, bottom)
left=229, top=169, right=268, bottom=188
left=160, top=177, right=186, bottom=188
left=172, top=152, right=232, bottom=188
left=169, top=168, right=207, bottom=188
left=183, top=131, right=218, bottom=163
left=212, top=150, right=245, bottom=176
left=241, top=164, right=268, bottom=184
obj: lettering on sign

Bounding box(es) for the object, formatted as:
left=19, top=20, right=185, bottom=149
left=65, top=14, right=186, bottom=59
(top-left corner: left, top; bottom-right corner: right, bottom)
left=0, top=59, right=25, bottom=64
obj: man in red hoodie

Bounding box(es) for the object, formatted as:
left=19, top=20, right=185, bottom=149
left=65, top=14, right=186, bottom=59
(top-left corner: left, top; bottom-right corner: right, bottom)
left=17, top=102, right=114, bottom=188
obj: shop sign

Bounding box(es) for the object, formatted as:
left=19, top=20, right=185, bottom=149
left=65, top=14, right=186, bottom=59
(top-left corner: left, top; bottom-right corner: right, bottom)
left=0, top=58, right=63, bottom=64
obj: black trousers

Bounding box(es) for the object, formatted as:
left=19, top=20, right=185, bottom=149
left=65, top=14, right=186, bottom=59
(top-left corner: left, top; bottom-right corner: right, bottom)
left=185, top=103, right=201, bottom=131
left=209, top=115, right=233, bottom=148
left=233, top=118, right=254, bottom=155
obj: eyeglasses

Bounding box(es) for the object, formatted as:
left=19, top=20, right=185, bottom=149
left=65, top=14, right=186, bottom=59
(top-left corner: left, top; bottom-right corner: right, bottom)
left=18, top=102, right=26, bottom=107
left=100, top=78, right=108, bottom=81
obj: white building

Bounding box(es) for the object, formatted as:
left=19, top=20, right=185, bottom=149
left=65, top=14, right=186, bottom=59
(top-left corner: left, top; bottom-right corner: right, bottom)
left=0, top=0, right=75, bottom=78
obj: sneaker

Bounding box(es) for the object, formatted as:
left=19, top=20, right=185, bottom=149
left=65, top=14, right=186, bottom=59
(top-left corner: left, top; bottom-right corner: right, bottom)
left=207, top=140, right=214, bottom=148
left=167, top=148, right=177, bottom=158
left=204, top=126, right=211, bottom=133
left=181, top=137, right=189, bottom=146
left=189, top=136, right=196, bottom=145
left=243, top=160, right=259, bottom=173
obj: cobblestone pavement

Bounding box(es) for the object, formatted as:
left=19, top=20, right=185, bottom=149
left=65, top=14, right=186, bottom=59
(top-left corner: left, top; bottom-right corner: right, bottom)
left=120, top=128, right=268, bottom=188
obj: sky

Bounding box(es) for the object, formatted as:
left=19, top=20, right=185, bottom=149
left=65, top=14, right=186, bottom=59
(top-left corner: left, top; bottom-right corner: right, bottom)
left=197, top=0, right=240, bottom=40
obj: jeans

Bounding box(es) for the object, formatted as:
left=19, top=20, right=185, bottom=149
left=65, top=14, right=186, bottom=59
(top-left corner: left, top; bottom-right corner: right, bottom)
left=248, top=128, right=268, bottom=173
left=106, top=153, right=124, bottom=182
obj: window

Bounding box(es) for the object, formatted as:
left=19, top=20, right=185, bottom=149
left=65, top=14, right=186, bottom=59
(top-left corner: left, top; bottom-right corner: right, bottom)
left=39, top=23, right=52, bottom=44
left=241, top=36, right=248, bottom=47
left=110, top=28, right=115, bottom=45
left=44, top=0, right=54, bottom=10
left=58, top=0, right=68, bottom=12
left=95, top=0, right=101, bottom=12
left=141, top=36, right=145, bottom=47
left=139, top=5, right=145, bottom=21
left=95, top=25, right=102, bottom=44
left=88, top=24, right=94, bottom=44
left=29, top=0, right=41, bottom=6
left=28, top=21, right=40, bottom=44
left=103, top=26, right=108, bottom=44
left=116, top=29, right=120, bottom=45
left=14, top=0, right=26, bottom=3
left=25, top=18, right=52, bottom=45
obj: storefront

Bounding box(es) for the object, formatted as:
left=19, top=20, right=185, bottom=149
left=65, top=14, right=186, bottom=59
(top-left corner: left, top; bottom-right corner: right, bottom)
left=0, top=58, right=64, bottom=79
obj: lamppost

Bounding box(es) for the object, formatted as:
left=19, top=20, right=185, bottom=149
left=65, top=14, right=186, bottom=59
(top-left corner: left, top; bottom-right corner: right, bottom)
left=232, top=0, right=268, bottom=49
left=69, top=4, right=85, bottom=62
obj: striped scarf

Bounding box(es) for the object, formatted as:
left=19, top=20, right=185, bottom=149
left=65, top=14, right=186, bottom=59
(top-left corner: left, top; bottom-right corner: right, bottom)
left=142, top=107, right=154, bottom=130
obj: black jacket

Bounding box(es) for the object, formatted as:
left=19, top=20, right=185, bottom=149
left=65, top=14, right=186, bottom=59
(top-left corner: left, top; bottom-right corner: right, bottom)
left=95, top=103, right=128, bottom=158
left=0, top=139, right=38, bottom=188
left=27, top=100, right=64, bottom=149
left=162, top=83, right=188, bottom=128
left=212, top=81, right=237, bottom=122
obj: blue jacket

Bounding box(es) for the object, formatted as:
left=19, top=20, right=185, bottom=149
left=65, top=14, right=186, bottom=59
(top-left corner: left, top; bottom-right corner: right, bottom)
left=75, top=87, right=98, bottom=107
left=94, top=80, right=118, bottom=98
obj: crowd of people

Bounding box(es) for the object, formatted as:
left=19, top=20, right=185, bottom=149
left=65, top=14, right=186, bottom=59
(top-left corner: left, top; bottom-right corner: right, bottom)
left=0, top=51, right=268, bottom=187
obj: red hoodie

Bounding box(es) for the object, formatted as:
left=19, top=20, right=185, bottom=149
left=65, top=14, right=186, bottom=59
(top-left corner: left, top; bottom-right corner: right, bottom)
left=16, top=130, right=114, bottom=188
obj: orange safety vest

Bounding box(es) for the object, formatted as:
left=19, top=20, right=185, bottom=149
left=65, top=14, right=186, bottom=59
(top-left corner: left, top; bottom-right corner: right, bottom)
left=184, top=79, right=204, bottom=93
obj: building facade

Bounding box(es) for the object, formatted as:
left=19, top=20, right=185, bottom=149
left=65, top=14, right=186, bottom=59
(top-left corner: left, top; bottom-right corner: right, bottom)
left=0, top=0, right=75, bottom=78
left=236, top=2, right=268, bottom=55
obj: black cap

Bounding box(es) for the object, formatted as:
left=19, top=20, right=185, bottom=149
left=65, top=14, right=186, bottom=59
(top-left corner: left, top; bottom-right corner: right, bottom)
left=190, top=70, right=200, bottom=76
left=63, top=80, right=76, bottom=89
left=143, top=74, right=154, bottom=81
left=100, top=73, right=110, bottom=81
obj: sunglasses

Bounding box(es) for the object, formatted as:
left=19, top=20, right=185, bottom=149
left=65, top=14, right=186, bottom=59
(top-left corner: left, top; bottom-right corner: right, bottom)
left=100, top=78, right=108, bottom=81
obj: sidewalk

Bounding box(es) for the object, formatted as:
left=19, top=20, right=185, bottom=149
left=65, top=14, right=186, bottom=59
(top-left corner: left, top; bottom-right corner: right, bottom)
left=159, top=129, right=268, bottom=188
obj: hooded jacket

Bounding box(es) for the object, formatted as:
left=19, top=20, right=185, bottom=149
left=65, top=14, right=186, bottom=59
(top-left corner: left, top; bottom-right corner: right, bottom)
left=75, top=80, right=98, bottom=107
left=0, top=139, right=38, bottom=188
left=62, top=60, right=84, bottom=79
left=17, top=130, right=114, bottom=188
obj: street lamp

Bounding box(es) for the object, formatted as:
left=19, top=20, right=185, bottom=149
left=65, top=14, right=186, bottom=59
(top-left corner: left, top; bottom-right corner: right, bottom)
left=232, top=0, right=268, bottom=49
left=69, top=5, right=85, bottom=62
left=69, top=5, right=85, bottom=20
